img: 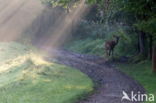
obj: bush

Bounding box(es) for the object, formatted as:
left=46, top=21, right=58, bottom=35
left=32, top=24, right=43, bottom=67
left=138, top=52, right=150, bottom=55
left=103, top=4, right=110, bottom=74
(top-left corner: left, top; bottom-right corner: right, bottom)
left=66, top=38, right=104, bottom=56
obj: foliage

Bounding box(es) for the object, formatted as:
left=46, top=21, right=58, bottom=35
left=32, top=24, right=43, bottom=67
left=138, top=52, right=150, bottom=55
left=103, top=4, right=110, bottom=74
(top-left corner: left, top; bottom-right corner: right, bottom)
left=66, top=38, right=104, bottom=56
left=117, top=0, right=156, bottom=43
left=42, top=0, right=156, bottom=61
left=73, top=22, right=107, bottom=39
left=116, top=34, right=137, bottom=57
left=41, top=0, right=80, bottom=11
left=135, top=17, right=156, bottom=43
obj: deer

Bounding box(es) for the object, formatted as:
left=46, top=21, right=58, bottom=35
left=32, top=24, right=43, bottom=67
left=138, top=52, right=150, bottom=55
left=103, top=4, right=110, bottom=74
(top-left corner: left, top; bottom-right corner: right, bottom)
left=105, top=35, right=120, bottom=57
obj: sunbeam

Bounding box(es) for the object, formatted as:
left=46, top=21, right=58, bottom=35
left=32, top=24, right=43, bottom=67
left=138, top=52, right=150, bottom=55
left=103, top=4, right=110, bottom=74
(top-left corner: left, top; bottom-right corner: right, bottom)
left=0, top=0, right=45, bottom=41
left=0, top=0, right=89, bottom=52
left=42, top=0, right=89, bottom=50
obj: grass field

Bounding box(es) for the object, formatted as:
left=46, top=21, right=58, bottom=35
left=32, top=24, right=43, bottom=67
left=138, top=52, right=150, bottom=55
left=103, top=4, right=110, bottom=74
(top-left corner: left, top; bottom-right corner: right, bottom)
left=0, top=42, right=93, bottom=103
left=116, top=61, right=156, bottom=103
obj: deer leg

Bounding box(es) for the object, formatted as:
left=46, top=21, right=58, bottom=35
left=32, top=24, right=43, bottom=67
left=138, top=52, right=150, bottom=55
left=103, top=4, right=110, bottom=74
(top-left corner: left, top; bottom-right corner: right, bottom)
left=106, top=50, right=108, bottom=56
left=109, top=50, right=111, bottom=56
left=112, top=50, right=114, bottom=58
left=108, top=50, right=109, bottom=56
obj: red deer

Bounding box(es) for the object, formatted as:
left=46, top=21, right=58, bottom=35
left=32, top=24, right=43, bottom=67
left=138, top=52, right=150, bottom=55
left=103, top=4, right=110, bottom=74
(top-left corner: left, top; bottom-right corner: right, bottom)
left=105, top=35, right=120, bottom=56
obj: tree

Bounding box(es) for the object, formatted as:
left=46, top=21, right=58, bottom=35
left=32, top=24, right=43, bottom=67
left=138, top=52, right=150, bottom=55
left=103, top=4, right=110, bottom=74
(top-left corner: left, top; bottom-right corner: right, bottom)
left=43, top=0, right=156, bottom=67
left=41, top=0, right=79, bottom=13
left=153, top=46, right=156, bottom=72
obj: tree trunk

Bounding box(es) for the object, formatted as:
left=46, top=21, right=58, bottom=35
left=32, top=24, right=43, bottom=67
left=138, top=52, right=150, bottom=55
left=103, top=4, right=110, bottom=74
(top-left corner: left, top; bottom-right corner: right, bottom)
left=149, top=35, right=153, bottom=60
left=139, top=31, right=146, bottom=56
left=152, top=46, right=156, bottom=72
left=137, top=34, right=140, bottom=54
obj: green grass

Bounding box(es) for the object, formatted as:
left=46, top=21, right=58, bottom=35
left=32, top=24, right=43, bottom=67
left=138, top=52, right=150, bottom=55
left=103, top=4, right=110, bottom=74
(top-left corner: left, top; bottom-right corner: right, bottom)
left=0, top=42, right=93, bottom=103
left=116, top=61, right=156, bottom=103
left=66, top=38, right=104, bottom=56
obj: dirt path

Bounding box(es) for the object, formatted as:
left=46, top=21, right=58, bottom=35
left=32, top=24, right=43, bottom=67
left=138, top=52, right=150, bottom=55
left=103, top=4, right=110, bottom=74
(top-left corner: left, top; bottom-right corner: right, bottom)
left=45, top=49, right=145, bottom=103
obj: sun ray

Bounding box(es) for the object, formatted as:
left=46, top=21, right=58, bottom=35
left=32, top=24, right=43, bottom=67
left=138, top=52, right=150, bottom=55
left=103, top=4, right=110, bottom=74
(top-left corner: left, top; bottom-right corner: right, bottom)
left=42, top=0, right=89, bottom=50
left=0, top=0, right=45, bottom=41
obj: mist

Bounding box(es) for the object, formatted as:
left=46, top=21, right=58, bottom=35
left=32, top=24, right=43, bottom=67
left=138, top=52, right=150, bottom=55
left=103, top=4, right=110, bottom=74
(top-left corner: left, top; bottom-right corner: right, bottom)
left=0, top=0, right=88, bottom=50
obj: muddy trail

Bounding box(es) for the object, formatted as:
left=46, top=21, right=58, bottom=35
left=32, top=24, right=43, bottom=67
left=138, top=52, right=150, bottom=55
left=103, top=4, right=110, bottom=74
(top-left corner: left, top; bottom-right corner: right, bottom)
left=44, top=49, right=145, bottom=103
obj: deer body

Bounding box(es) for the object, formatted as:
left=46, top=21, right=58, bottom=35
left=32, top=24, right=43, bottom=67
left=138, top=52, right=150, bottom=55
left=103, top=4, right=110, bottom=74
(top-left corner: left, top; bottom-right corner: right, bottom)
left=105, top=36, right=119, bottom=56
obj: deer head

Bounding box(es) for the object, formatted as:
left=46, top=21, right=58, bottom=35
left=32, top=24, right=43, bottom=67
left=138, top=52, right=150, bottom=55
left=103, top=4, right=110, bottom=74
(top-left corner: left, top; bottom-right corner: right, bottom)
left=113, top=35, right=120, bottom=45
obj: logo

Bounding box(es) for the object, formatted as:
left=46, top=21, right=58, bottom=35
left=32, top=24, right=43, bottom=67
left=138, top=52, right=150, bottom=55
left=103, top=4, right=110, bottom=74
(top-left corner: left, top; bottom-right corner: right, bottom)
left=121, top=91, right=155, bottom=102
